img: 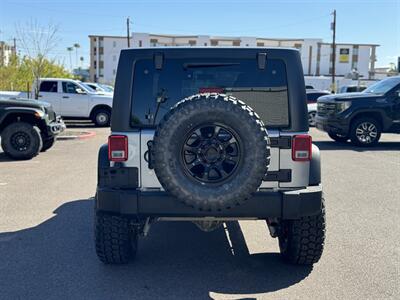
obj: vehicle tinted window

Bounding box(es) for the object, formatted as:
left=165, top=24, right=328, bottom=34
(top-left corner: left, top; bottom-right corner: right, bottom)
left=131, top=58, right=289, bottom=127
left=62, top=82, right=79, bottom=94
left=39, top=81, right=57, bottom=92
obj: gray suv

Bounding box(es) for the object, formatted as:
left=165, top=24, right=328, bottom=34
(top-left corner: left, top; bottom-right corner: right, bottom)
left=95, top=48, right=325, bottom=266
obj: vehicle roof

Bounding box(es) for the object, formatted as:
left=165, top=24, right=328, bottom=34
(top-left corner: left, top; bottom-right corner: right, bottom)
left=120, top=47, right=300, bottom=59
left=39, top=78, right=79, bottom=82
left=128, top=46, right=299, bottom=51
left=306, top=89, right=331, bottom=94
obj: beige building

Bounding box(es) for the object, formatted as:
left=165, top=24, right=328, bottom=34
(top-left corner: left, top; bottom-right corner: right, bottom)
left=0, top=41, right=16, bottom=66
left=89, top=33, right=379, bottom=84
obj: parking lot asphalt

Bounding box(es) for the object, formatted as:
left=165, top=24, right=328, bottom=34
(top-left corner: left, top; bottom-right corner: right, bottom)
left=0, top=126, right=399, bottom=300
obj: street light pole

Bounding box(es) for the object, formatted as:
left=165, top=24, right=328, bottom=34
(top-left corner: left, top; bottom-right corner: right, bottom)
left=331, top=9, right=336, bottom=91
left=127, top=17, right=131, bottom=48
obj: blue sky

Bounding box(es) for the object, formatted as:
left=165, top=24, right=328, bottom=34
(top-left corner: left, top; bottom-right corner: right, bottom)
left=0, top=0, right=399, bottom=69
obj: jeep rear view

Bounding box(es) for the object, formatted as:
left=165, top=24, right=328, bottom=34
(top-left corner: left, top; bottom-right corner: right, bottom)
left=95, top=48, right=325, bottom=265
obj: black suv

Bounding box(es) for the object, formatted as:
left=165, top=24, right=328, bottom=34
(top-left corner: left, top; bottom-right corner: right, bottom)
left=95, top=48, right=325, bottom=266
left=0, top=97, right=65, bottom=159
left=316, top=76, right=400, bottom=146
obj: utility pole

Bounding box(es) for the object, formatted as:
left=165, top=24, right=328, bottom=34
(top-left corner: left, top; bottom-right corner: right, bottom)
left=331, top=9, right=336, bottom=91
left=13, top=38, right=16, bottom=53
left=126, top=17, right=131, bottom=48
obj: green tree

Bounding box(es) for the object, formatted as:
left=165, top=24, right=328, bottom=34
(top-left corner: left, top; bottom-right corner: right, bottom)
left=0, top=54, right=72, bottom=92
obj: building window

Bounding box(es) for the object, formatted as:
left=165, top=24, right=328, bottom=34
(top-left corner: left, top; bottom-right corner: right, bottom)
left=99, top=47, right=104, bottom=55
left=232, top=40, right=240, bottom=46
left=139, top=40, right=142, bottom=47
left=246, top=44, right=249, bottom=47
left=211, top=40, right=218, bottom=46
left=257, top=42, right=265, bottom=47
left=204, top=42, right=207, bottom=46
left=189, top=40, right=196, bottom=46
left=294, top=43, right=302, bottom=49
left=94, top=60, right=97, bottom=69
left=150, top=39, right=158, bottom=47
left=113, top=41, right=116, bottom=47
left=353, top=46, right=359, bottom=55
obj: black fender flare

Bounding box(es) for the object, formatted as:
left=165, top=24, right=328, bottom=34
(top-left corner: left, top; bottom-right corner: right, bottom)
left=0, top=108, right=47, bottom=132
left=98, top=143, right=109, bottom=182
left=309, top=144, right=321, bottom=186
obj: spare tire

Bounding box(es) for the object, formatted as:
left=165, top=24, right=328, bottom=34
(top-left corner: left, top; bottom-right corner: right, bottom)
left=152, top=94, right=270, bottom=211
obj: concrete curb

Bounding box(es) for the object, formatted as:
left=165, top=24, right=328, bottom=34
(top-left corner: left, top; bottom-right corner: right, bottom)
left=57, top=131, right=96, bottom=141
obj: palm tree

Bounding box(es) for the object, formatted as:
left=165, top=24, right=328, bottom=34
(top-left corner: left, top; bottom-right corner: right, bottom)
left=67, top=47, right=73, bottom=71
left=73, top=43, right=80, bottom=67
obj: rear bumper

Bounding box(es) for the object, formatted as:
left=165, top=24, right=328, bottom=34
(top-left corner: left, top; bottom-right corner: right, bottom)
left=95, top=185, right=323, bottom=220
left=315, top=115, right=350, bottom=136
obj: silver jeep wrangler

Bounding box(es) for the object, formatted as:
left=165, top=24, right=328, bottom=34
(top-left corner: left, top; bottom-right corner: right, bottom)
left=95, top=47, right=325, bottom=265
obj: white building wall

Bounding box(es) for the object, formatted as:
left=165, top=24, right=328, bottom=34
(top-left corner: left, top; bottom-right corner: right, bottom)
left=132, top=33, right=150, bottom=47
left=319, top=44, right=331, bottom=76
left=239, top=36, right=257, bottom=47
left=90, top=33, right=378, bottom=84
left=197, top=35, right=210, bottom=46
left=101, top=37, right=128, bottom=84
left=357, top=46, right=371, bottom=78
left=300, top=39, right=321, bottom=75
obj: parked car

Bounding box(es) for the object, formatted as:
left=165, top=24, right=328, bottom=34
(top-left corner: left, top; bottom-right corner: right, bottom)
left=338, top=85, right=367, bottom=93
left=0, top=78, right=113, bottom=126
left=316, top=76, right=400, bottom=146
left=82, top=82, right=113, bottom=96
left=94, top=47, right=325, bottom=266
left=0, top=97, right=65, bottom=159
left=306, top=90, right=331, bottom=126
left=305, top=85, right=315, bottom=89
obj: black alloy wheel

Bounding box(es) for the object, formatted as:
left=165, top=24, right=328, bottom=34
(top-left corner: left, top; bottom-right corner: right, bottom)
left=181, top=124, right=241, bottom=184
left=10, top=131, right=31, bottom=152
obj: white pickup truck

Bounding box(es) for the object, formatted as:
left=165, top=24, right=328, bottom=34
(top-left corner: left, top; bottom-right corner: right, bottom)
left=0, top=78, right=113, bottom=126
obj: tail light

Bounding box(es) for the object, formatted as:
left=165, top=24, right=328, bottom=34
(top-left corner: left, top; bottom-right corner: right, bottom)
left=292, top=135, right=312, bottom=161
left=108, top=135, right=128, bottom=162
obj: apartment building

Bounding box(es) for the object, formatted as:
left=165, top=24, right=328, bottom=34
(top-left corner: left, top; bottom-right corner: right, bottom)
left=89, top=33, right=379, bottom=84
left=0, top=41, right=16, bottom=66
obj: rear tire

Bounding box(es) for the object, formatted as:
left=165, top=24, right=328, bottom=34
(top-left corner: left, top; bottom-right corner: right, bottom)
left=278, top=200, right=325, bottom=265
left=350, top=117, right=381, bottom=147
left=92, top=108, right=111, bottom=127
left=1, top=122, right=43, bottom=160
left=95, top=212, right=137, bottom=264
left=152, top=94, right=270, bottom=211
left=328, top=132, right=348, bottom=143
left=41, top=136, right=56, bottom=152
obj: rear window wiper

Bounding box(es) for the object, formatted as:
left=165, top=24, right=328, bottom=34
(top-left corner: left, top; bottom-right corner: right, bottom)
left=183, top=62, right=239, bottom=69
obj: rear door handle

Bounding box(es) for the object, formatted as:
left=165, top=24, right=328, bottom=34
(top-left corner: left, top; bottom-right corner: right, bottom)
left=62, top=96, right=69, bottom=99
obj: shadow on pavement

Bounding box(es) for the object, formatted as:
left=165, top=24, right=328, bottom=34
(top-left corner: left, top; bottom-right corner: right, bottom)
left=0, top=152, right=14, bottom=162
left=0, top=199, right=312, bottom=299
left=64, top=120, right=98, bottom=128
left=314, top=141, right=400, bottom=152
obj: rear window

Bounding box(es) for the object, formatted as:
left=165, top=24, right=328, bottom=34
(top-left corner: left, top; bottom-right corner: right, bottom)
left=131, top=58, right=289, bottom=127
